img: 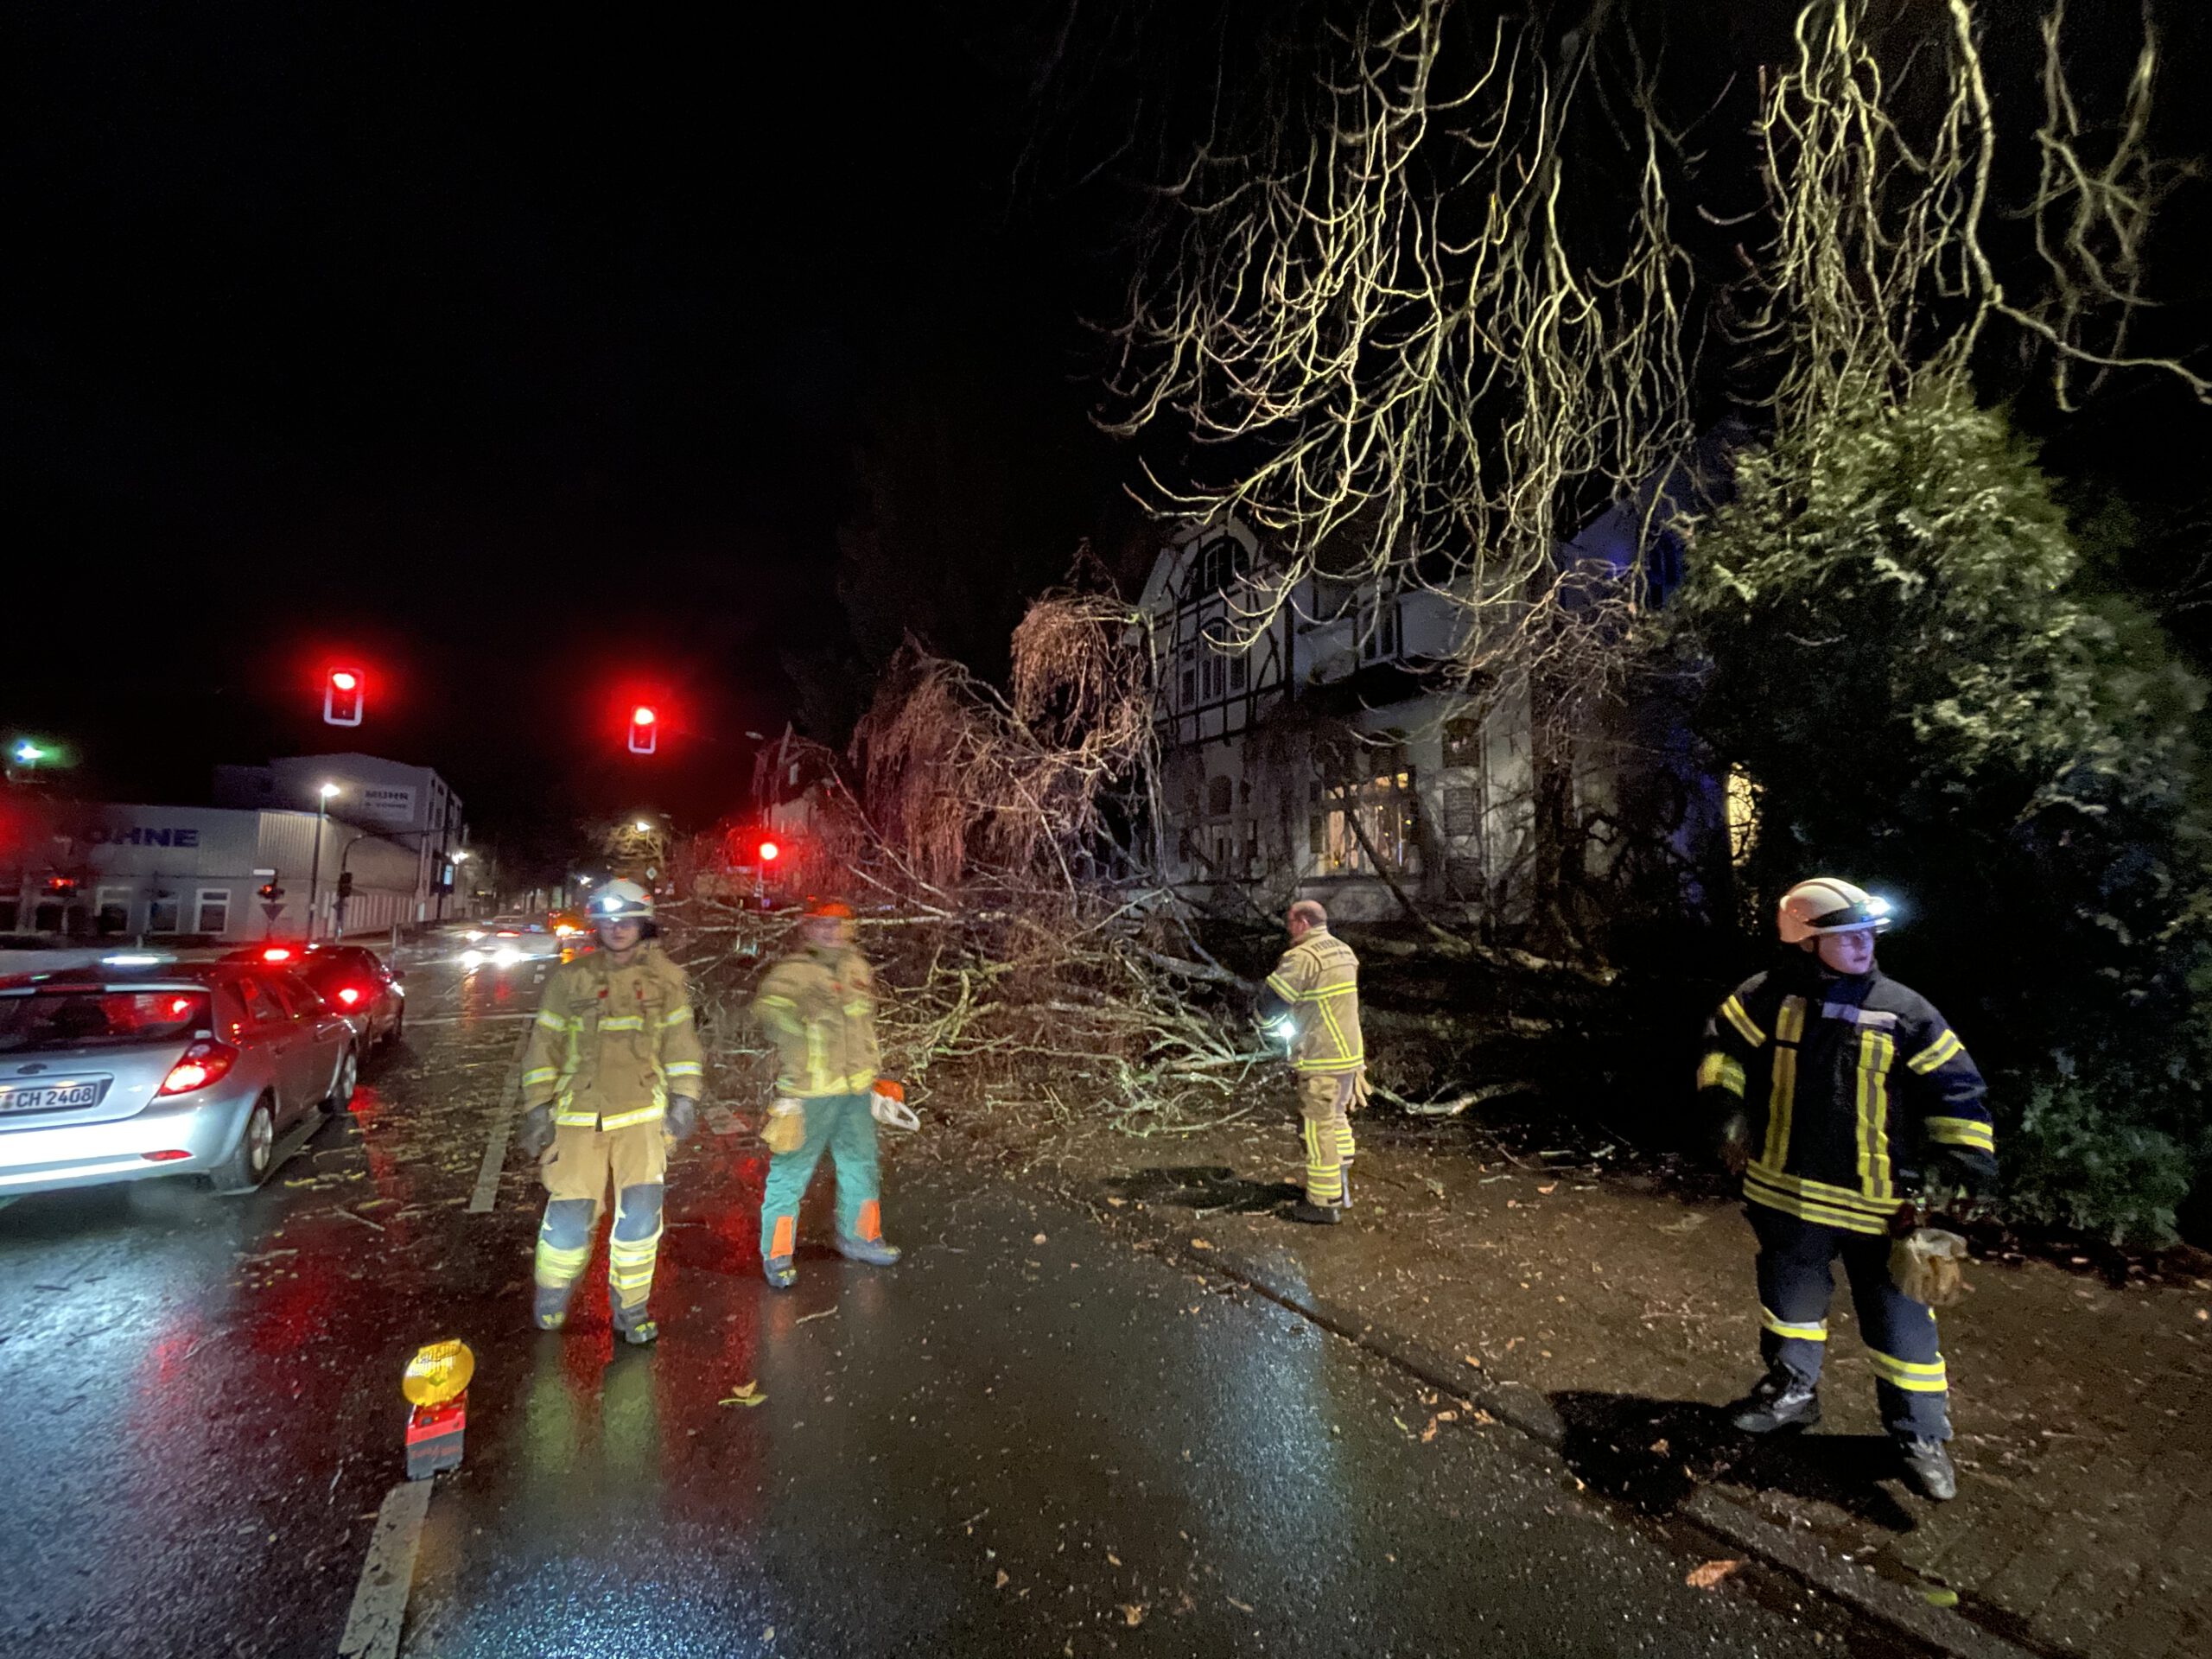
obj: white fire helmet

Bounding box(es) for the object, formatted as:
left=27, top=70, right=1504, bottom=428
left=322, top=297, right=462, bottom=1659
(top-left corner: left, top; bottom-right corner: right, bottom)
left=593, top=878, right=655, bottom=921
left=1777, top=877, right=1893, bottom=944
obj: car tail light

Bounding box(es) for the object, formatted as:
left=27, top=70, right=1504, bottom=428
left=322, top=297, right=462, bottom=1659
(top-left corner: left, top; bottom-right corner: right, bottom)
left=159, top=1039, right=240, bottom=1096
left=337, top=987, right=363, bottom=1007
left=262, top=946, right=295, bottom=963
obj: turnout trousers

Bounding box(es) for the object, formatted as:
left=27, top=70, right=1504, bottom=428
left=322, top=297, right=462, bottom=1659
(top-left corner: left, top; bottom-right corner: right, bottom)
left=534, top=1122, right=667, bottom=1335
left=759, top=1093, right=885, bottom=1262
left=1749, top=1205, right=1951, bottom=1441
left=1296, top=1071, right=1362, bottom=1206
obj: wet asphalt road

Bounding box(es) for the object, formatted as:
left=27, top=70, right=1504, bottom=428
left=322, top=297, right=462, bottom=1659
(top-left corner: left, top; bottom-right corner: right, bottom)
left=1, top=951, right=1901, bottom=1657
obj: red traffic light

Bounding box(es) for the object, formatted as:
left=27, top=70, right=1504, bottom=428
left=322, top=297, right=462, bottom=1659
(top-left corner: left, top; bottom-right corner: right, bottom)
left=759, top=840, right=779, bottom=863
left=324, top=665, right=366, bottom=727
left=626, top=705, right=658, bottom=755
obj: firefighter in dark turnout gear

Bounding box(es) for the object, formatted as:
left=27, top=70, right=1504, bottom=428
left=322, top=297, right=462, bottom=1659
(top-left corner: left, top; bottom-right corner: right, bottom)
left=1699, top=877, right=1997, bottom=1502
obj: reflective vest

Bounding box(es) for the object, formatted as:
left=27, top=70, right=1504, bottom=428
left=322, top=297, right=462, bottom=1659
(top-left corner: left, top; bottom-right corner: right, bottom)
left=1263, top=929, right=1365, bottom=1075
left=753, top=944, right=881, bottom=1098
left=1697, top=963, right=1996, bottom=1235
left=518, top=944, right=705, bottom=1131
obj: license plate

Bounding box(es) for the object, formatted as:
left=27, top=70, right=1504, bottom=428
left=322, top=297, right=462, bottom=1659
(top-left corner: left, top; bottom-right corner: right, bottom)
left=0, top=1082, right=102, bottom=1114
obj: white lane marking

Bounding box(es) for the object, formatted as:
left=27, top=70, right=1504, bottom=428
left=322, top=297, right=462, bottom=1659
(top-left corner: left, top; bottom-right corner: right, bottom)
left=336, top=1478, right=434, bottom=1659
left=465, top=1021, right=537, bottom=1215
left=401, top=1012, right=539, bottom=1027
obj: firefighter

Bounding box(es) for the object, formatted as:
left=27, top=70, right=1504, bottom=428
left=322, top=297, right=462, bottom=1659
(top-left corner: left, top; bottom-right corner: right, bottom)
left=1698, top=876, right=1998, bottom=1502
left=752, top=899, right=899, bottom=1289
left=516, top=878, right=703, bottom=1345
left=1255, top=899, right=1367, bottom=1224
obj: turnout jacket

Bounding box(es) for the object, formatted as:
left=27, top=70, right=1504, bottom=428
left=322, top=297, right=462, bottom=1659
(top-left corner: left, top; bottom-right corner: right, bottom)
left=520, top=943, right=704, bottom=1131
left=1258, top=927, right=1365, bottom=1076
left=1698, top=960, right=1997, bottom=1236
left=752, top=943, right=881, bottom=1098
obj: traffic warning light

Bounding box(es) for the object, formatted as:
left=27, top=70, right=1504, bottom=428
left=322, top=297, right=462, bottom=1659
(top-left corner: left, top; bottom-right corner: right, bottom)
left=324, top=666, right=365, bottom=727
left=626, top=704, right=658, bottom=755
left=258, top=882, right=284, bottom=901
left=336, top=871, right=354, bottom=900
left=759, top=839, right=779, bottom=865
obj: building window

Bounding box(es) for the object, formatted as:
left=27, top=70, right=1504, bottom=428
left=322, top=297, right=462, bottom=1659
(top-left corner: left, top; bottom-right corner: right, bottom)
left=1229, top=651, right=1249, bottom=692
left=1313, top=768, right=1422, bottom=875
left=1358, top=588, right=1402, bottom=664
left=1192, top=536, right=1250, bottom=597
left=147, top=895, right=181, bottom=933
left=1206, top=776, right=1234, bottom=818
left=1726, top=766, right=1761, bottom=867
left=0, top=896, right=16, bottom=931
left=1202, top=650, right=1226, bottom=702
left=1443, top=715, right=1483, bottom=767
left=1443, top=784, right=1478, bottom=840
left=195, top=889, right=231, bottom=935
left=1178, top=641, right=1198, bottom=709
left=95, top=887, right=133, bottom=937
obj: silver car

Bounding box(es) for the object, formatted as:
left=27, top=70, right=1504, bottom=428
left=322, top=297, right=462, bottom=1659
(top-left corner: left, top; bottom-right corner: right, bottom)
left=0, top=960, right=359, bottom=1198
left=456, top=917, right=563, bottom=972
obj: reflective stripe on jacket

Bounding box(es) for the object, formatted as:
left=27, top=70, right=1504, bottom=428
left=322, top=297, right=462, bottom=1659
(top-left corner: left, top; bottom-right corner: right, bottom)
left=753, top=944, right=881, bottom=1098
left=1697, top=963, right=1996, bottom=1235
left=518, top=944, right=704, bottom=1130
left=1263, top=928, right=1364, bottom=1075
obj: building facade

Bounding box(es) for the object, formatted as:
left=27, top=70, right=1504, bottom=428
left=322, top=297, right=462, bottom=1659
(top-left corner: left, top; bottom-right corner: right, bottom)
left=0, top=802, right=424, bottom=944
left=1140, top=512, right=1719, bottom=932
left=213, top=752, right=467, bottom=920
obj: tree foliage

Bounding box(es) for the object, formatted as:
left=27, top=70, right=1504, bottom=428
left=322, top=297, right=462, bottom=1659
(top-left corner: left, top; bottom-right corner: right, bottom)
left=1667, top=387, right=2212, bottom=1240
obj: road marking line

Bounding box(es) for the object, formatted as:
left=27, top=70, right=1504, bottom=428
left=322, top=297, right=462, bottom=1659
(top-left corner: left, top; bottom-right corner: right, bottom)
left=465, top=1022, right=536, bottom=1214
left=336, top=1478, right=434, bottom=1659
left=402, top=1012, right=540, bottom=1027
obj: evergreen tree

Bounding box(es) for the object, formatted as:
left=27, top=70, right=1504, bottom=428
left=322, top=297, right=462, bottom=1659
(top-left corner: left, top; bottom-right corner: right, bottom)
left=1667, top=388, right=2212, bottom=1241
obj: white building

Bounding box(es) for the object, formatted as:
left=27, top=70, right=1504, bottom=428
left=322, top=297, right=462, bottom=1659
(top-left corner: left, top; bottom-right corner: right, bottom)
left=213, top=752, right=467, bottom=921
left=0, top=801, right=425, bottom=944
left=1138, top=509, right=1719, bottom=932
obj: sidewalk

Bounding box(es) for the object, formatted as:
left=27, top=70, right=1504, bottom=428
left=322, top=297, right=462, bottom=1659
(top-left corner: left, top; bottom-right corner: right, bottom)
left=989, top=1111, right=2212, bottom=1659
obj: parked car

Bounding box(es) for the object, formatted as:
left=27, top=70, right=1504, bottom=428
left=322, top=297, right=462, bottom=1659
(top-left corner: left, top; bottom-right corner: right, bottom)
left=298, top=945, right=406, bottom=1048
left=0, top=960, right=359, bottom=1198
left=227, top=943, right=405, bottom=1049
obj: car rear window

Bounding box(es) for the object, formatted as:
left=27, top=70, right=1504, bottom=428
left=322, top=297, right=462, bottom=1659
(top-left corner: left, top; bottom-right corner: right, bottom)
left=0, top=989, right=212, bottom=1052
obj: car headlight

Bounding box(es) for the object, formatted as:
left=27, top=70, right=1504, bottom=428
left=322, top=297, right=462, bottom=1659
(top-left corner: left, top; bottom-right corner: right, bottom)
left=460, top=950, right=483, bottom=969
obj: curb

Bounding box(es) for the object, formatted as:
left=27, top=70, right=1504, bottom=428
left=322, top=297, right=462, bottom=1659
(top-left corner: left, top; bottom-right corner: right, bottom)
left=1067, top=1183, right=2044, bottom=1659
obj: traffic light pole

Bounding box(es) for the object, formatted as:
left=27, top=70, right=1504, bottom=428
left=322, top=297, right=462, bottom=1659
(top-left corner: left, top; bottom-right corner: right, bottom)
left=307, top=794, right=327, bottom=942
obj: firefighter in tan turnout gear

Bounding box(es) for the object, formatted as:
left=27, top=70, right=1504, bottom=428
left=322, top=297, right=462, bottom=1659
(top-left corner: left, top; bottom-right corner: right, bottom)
left=1255, top=899, right=1367, bottom=1224
left=516, top=879, right=704, bottom=1345
left=751, top=899, right=901, bottom=1289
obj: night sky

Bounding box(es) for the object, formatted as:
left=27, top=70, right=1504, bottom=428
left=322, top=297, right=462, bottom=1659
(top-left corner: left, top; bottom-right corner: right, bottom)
left=4, top=3, right=1128, bottom=873
left=9, top=2, right=2210, bottom=881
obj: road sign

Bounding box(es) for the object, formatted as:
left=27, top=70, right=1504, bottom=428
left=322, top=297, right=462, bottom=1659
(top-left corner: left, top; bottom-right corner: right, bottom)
left=263, top=901, right=287, bottom=925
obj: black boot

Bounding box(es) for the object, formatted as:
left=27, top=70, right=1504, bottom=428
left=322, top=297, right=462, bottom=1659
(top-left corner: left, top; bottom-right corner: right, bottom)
left=1897, top=1436, right=1957, bottom=1501
left=1289, top=1198, right=1342, bottom=1225
left=1729, top=1364, right=1821, bottom=1433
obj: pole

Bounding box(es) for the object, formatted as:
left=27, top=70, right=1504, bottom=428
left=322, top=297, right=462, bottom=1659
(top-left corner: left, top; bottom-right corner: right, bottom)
left=308, top=797, right=326, bottom=943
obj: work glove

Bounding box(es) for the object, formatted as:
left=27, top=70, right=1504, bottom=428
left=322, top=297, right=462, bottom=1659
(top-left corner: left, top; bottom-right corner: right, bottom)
left=518, top=1103, right=556, bottom=1159
left=763, top=1097, right=807, bottom=1154
left=1717, top=1113, right=1752, bottom=1177
left=665, top=1096, right=698, bottom=1141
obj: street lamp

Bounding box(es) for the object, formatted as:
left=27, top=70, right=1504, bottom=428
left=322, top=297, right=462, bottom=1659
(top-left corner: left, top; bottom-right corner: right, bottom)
left=307, top=784, right=340, bottom=942
left=633, top=819, right=653, bottom=834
